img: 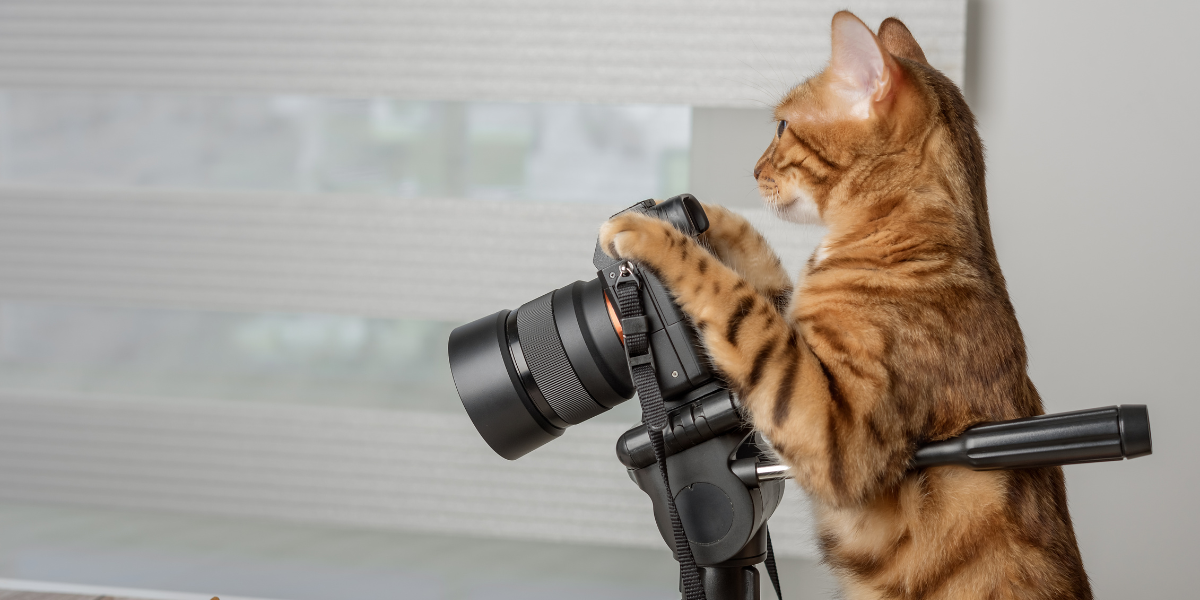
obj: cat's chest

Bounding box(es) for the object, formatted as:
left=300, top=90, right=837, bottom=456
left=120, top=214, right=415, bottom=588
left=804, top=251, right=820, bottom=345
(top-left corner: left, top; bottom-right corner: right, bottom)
left=814, top=240, right=833, bottom=263
left=796, top=240, right=831, bottom=289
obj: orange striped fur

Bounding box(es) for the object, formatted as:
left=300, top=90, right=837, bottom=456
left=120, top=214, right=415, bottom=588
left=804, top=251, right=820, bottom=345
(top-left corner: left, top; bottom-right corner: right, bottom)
left=600, top=12, right=1090, bottom=600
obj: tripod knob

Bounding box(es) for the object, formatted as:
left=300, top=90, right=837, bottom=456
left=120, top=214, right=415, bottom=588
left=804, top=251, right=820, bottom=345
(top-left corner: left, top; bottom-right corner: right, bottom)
left=755, top=463, right=791, bottom=481
left=729, top=458, right=792, bottom=485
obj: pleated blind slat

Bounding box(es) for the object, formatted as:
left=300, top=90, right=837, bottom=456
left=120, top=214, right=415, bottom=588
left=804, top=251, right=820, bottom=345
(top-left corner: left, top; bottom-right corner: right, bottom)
left=0, top=391, right=820, bottom=558
left=0, top=186, right=826, bottom=321
left=0, top=0, right=966, bottom=107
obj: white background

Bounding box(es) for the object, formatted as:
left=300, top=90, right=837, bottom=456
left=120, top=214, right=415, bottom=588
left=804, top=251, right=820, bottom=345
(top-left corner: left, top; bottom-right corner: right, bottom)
left=973, top=2, right=1199, bottom=596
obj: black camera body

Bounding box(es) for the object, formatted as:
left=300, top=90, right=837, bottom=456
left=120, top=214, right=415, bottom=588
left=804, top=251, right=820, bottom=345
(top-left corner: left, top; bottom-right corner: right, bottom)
left=592, top=196, right=715, bottom=399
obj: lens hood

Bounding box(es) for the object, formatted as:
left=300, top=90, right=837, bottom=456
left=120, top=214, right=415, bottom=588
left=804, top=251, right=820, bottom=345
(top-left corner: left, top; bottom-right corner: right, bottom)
left=448, top=310, right=563, bottom=459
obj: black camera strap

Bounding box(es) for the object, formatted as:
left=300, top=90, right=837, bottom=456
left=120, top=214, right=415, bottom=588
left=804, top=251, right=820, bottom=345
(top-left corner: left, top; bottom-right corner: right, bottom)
left=765, top=531, right=783, bottom=599
left=613, top=264, right=707, bottom=600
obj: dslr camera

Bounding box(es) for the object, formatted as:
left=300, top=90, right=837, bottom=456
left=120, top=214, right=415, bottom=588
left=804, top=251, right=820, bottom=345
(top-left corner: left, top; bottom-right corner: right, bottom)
left=448, top=194, right=735, bottom=459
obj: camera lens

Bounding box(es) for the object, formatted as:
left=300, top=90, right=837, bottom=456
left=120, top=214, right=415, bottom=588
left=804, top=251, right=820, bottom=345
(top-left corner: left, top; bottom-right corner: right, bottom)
left=448, top=278, right=632, bottom=459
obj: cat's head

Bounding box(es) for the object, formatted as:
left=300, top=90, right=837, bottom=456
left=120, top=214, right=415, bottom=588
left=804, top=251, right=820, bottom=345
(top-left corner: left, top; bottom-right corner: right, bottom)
left=755, top=12, right=961, bottom=226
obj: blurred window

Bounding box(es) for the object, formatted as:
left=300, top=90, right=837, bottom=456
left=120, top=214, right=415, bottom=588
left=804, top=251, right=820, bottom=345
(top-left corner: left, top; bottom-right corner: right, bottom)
left=0, top=90, right=687, bottom=424
left=0, top=92, right=690, bottom=203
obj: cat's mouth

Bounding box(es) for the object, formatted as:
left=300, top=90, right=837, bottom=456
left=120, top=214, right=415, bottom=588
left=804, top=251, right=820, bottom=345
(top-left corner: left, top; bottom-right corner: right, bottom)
left=757, top=177, right=780, bottom=205
left=766, top=187, right=823, bottom=225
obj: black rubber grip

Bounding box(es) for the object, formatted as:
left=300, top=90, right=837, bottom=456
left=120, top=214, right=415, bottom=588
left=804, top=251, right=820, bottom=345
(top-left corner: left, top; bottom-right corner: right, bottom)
left=913, top=405, right=1152, bottom=470
left=515, top=292, right=604, bottom=425
left=616, top=390, right=744, bottom=470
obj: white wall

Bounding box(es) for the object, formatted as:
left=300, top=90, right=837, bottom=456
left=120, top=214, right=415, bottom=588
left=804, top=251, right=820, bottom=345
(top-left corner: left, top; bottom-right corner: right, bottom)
left=693, top=1, right=1200, bottom=597
left=973, top=2, right=1200, bottom=597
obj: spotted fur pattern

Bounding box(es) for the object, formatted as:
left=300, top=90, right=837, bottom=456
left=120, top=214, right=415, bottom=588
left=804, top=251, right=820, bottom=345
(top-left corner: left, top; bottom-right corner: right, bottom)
left=600, top=12, right=1090, bottom=600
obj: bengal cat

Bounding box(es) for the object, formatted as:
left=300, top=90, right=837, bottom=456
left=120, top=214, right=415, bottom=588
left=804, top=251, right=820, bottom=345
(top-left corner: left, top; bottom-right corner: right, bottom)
left=599, top=11, right=1090, bottom=600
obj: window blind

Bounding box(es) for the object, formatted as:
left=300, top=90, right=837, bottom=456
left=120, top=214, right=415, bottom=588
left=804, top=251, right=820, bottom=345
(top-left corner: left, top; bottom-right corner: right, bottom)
left=0, top=0, right=966, bottom=560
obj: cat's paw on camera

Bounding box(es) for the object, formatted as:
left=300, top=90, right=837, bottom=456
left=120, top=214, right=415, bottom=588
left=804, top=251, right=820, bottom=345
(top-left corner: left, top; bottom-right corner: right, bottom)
left=598, top=211, right=675, bottom=263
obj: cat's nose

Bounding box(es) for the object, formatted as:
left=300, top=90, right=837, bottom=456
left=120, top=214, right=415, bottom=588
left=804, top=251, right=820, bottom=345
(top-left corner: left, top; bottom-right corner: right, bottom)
left=753, top=163, right=764, bottom=179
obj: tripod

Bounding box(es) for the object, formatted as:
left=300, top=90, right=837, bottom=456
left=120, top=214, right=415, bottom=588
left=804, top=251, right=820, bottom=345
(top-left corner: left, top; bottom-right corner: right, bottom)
left=616, top=389, right=1152, bottom=600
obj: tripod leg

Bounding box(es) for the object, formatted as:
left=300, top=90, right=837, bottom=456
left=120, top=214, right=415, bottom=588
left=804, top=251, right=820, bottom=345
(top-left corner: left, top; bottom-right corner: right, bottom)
left=681, top=565, right=759, bottom=600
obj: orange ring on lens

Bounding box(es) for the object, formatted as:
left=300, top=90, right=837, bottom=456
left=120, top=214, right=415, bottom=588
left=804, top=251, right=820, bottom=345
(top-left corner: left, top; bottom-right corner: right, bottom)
left=604, top=292, right=624, bottom=345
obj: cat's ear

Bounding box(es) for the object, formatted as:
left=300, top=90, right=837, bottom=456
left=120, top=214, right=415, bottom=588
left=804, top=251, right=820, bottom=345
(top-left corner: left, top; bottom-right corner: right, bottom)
left=829, top=11, right=900, bottom=118
left=878, top=17, right=929, bottom=65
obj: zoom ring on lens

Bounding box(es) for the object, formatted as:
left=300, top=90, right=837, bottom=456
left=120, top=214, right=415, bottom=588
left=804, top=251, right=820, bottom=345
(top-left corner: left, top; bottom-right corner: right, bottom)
left=516, top=292, right=605, bottom=425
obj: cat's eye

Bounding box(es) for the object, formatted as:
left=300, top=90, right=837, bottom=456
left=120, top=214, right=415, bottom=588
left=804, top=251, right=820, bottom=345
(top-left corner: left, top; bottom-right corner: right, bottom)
left=777, top=120, right=788, bottom=138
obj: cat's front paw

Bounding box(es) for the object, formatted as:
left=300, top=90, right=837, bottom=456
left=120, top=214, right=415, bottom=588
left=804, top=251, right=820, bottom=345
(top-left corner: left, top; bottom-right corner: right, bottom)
left=598, top=211, right=672, bottom=263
